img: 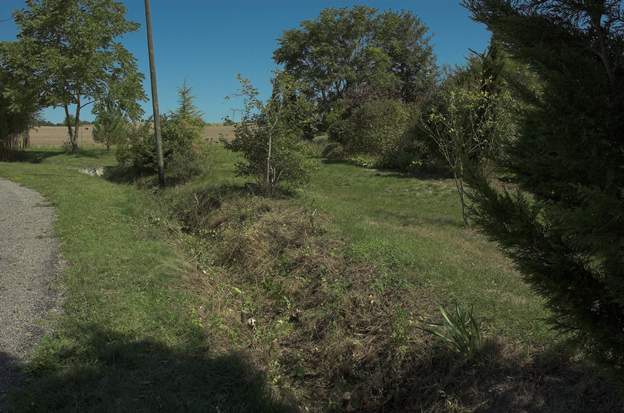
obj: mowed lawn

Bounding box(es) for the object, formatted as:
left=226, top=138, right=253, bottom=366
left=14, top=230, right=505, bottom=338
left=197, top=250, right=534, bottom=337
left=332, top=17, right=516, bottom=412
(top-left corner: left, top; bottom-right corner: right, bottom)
left=204, top=145, right=552, bottom=344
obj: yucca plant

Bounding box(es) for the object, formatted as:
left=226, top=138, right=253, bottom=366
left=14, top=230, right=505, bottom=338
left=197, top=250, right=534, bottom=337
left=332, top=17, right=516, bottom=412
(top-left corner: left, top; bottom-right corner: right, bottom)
left=423, top=303, right=483, bottom=356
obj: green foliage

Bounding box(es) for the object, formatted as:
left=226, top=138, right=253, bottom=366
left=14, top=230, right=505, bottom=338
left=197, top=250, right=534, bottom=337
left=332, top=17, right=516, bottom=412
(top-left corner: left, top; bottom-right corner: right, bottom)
left=328, top=98, right=413, bottom=157
left=176, top=81, right=204, bottom=123
left=321, top=141, right=346, bottom=160
left=422, top=43, right=516, bottom=224
left=378, top=125, right=443, bottom=173
left=9, top=0, right=145, bottom=152
left=0, top=43, right=40, bottom=157
left=274, top=6, right=437, bottom=129
left=424, top=304, right=483, bottom=356
left=225, top=73, right=313, bottom=194
left=463, top=0, right=624, bottom=367
left=117, top=84, right=204, bottom=184
left=92, top=98, right=128, bottom=150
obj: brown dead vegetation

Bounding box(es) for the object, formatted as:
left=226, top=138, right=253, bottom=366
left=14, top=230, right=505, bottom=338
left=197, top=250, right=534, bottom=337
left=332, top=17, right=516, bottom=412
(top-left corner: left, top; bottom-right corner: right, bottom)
left=170, top=187, right=623, bottom=412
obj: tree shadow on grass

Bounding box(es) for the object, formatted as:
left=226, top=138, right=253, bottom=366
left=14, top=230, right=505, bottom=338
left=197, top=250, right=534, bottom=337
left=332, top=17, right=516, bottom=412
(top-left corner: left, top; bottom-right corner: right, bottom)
left=2, top=150, right=64, bottom=164
left=320, top=158, right=453, bottom=180
left=0, top=351, right=23, bottom=412
left=2, top=148, right=110, bottom=164
left=382, top=340, right=623, bottom=413
left=373, top=209, right=463, bottom=229
left=372, top=166, right=453, bottom=181
left=102, top=165, right=141, bottom=184
left=6, top=326, right=296, bottom=413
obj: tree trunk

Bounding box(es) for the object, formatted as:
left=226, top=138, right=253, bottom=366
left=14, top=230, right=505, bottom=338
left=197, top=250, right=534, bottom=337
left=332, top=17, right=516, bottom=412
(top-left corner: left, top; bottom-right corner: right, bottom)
left=73, top=98, right=81, bottom=153
left=22, top=129, right=30, bottom=148
left=64, top=104, right=75, bottom=150
left=266, top=131, right=273, bottom=195
left=453, top=170, right=469, bottom=226
left=458, top=178, right=468, bottom=226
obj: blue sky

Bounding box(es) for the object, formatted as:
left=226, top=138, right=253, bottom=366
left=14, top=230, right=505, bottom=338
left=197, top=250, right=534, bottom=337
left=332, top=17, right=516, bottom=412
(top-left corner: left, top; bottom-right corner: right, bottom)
left=0, top=1, right=490, bottom=123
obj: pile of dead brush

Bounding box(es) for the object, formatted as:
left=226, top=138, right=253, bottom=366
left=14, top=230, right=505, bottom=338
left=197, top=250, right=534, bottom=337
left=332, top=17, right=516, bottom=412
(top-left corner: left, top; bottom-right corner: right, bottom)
left=173, top=188, right=429, bottom=411
left=169, top=187, right=623, bottom=413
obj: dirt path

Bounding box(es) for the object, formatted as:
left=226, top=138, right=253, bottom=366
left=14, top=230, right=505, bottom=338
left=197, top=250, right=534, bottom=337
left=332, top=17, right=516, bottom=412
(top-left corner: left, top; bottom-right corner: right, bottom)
left=0, top=178, right=62, bottom=410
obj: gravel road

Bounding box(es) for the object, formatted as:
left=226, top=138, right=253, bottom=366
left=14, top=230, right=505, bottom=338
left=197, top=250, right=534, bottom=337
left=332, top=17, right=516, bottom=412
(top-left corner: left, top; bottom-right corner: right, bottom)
left=0, top=178, right=62, bottom=410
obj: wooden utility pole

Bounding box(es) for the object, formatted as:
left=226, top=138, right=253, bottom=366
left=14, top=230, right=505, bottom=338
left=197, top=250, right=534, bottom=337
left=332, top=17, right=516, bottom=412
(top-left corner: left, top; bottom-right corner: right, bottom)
left=144, top=0, right=165, bottom=186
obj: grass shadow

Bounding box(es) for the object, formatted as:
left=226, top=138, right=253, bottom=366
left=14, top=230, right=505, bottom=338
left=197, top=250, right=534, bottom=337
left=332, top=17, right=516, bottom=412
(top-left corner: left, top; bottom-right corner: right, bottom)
left=7, top=326, right=296, bottom=412
left=382, top=340, right=623, bottom=413
left=320, top=158, right=453, bottom=181
left=0, top=351, right=23, bottom=412
left=1, top=148, right=112, bottom=164
left=103, top=165, right=139, bottom=184
left=373, top=167, right=453, bottom=181
left=375, top=209, right=463, bottom=229
left=1, top=150, right=64, bottom=164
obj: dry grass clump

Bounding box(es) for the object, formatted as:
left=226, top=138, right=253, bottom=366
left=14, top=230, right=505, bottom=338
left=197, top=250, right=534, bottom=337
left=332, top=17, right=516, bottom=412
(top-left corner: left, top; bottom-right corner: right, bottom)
left=174, top=188, right=428, bottom=411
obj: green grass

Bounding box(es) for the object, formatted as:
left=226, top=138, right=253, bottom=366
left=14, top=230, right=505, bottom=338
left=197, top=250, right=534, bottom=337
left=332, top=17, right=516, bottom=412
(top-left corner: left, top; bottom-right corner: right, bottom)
left=200, top=145, right=552, bottom=344
left=305, top=162, right=552, bottom=342
left=2, top=145, right=619, bottom=411
left=0, top=148, right=290, bottom=412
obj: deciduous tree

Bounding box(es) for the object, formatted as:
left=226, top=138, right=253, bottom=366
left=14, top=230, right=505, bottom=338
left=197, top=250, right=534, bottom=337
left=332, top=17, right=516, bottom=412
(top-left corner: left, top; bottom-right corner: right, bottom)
left=10, top=0, right=145, bottom=152
left=0, top=44, right=40, bottom=158
left=92, top=97, right=127, bottom=151
left=226, top=73, right=314, bottom=195
left=274, top=6, right=437, bottom=128
left=423, top=44, right=515, bottom=225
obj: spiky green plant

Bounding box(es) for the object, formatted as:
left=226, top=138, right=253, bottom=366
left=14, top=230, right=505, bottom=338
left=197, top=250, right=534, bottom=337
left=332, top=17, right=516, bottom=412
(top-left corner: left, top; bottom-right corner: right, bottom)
left=424, top=304, right=483, bottom=356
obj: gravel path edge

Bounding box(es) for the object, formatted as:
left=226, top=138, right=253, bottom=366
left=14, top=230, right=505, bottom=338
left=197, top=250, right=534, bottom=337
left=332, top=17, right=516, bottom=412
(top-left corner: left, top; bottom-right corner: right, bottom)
left=0, top=178, right=64, bottom=411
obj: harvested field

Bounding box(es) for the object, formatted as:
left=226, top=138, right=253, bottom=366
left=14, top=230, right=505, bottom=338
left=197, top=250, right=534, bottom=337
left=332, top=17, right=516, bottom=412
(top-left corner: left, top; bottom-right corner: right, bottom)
left=202, top=124, right=235, bottom=143
left=30, top=126, right=97, bottom=147
left=28, top=124, right=235, bottom=147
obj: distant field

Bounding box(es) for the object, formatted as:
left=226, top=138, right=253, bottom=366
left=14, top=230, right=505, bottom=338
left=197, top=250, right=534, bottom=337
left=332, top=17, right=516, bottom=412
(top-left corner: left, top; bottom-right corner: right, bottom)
left=30, top=126, right=97, bottom=146
left=29, top=124, right=235, bottom=147
left=202, top=124, right=235, bottom=142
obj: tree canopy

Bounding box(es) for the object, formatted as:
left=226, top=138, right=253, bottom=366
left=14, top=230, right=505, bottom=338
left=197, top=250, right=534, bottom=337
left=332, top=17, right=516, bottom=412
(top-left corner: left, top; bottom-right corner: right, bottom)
left=0, top=44, right=40, bottom=158
left=273, top=6, right=437, bottom=126
left=9, top=0, right=145, bottom=152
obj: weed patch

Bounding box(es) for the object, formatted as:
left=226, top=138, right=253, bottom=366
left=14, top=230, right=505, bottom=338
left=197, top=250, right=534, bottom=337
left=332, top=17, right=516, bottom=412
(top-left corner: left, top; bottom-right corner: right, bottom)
left=172, top=188, right=431, bottom=411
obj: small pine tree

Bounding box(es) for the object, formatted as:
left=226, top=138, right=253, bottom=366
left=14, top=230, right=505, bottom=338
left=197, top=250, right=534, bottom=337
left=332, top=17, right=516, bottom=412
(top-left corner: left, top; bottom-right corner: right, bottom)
left=176, top=81, right=204, bottom=123
left=116, top=83, right=205, bottom=184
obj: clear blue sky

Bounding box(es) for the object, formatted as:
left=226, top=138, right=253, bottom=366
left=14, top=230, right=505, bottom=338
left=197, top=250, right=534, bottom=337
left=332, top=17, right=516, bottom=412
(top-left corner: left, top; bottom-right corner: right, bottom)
left=0, top=1, right=490, bottom=123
